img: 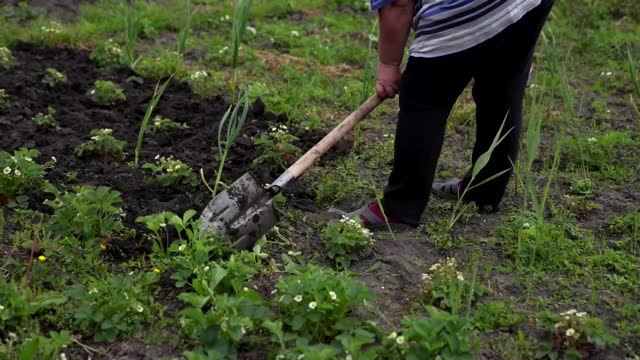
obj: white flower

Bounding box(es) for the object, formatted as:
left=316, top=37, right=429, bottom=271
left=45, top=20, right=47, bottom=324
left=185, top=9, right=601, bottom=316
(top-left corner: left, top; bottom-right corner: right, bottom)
left=588, top=137, right=597, bottom=143
left=246, top=26, right=257, bottom=35
left=14, top=169, right=20, bottom=176
left=89, top=288, right=98, bottom=294
left=294, top=295, right=303, bottom=302
left=329, top=291, right=337, bottom=300
left=219, top=46, right=229, bottom=54
left=290, top=30, right=300, bottom=37
left=136, top=304, right=144, bottom=313
left=154, top=154, right=160, bottom=160
left=24, top=157, right=32, bottom=162
left=203, top=265, right=210, bottom=271
left=308, top=301, right=317, bottom=309
left=0, top=305, right=4, bottom=310
left=523, top=222, right=530, bottom=228
left=91, top=135, right=100, bottom=141
left=178, top=245, right=186, bottom=251
left=159, top=222, right=166, bottom=227
left=60, top=353, right=67, bottom=360
left=421, top=273, right=431, bottom=281
left=387, top=331, right=397, bottom=339
left=576, top=312, right=587, bottom=317
left=396, top=336, right=405, bottom=344
left=566, top=328, right=575, bottom=337
left=346, top=355, right=352, bottom=360
left=241, top=327, right=246, bottom=334
left=456, top=272, right=464, bottom=281
left=51, top=156, right=57, bottom=162
left=3, top=167, right=10, bottom=175
left=429, top=263, right=440, bottom=271
left=90, top=89, right=96, bottom=95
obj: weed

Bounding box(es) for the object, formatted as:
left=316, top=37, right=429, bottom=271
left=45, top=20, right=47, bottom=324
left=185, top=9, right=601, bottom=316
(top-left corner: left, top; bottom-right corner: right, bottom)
left=90, top=39, right=126, bottom=68
left=75, top=128, right=127, bottom=161
left=0, top=278, right=67, bottom=336
left=87, top=80, right=126, bottom=106
left=252, top=124, right=301, bottom=173
left=0, top=89, right=8, bottom=112
left=134, top=76, right=172, bottom=166
left=67, top=273, right=158, bottom=342
left=398, top=307, right=474, bottom=359
left=0, top=46, right=16, bottom=69
left=0, top=148, right=49, bottom=207
left=41, top=68, right=66, bottom=88
left=32, top=106, right=59, bottom=128
left=275, top=263, right=373, bottom=341
left=142, top=155, right=198, bottom=189
left=472, top=301, right=526, bottom=331
left=44, top=184, right=125, bottom=247
left=148, top=115, right=188, bottom=133
left=322, top=216, right=374, bottom=270
left=536, top=309, right=619, bottom=359
left=311, top=155, right=367, bottom=207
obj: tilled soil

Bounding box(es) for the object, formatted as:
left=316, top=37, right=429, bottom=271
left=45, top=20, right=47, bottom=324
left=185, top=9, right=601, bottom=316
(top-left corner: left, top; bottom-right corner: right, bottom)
left=0, top=43, right=331, bottom=253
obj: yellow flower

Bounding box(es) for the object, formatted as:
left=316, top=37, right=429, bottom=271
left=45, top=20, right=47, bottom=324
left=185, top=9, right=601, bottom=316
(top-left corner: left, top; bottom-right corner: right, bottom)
left=38, top=255, right=46, bottom=262
left=153, top=268, right=161, bottom=273
left=100, top=244, right=107, bottom=251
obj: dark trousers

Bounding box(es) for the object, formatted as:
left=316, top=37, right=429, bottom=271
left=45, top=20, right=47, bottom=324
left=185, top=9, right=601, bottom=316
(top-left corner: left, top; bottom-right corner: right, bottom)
left=382, top=0, right=554, bottom=226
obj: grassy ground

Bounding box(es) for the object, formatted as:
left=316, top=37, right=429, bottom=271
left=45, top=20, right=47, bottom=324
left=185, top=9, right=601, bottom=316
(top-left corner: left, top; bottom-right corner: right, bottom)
left=0, top=0, right=639, bottom=359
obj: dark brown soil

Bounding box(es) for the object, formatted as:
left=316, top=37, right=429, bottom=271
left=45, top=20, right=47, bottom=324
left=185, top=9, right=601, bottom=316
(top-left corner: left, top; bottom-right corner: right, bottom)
left=2, top=0, right=93, bottom=22
left=0, top=43, right=331, bottom=253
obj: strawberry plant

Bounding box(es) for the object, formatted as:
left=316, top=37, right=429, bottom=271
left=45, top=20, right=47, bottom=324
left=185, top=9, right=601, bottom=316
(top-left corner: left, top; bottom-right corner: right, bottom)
left=275, top=263, right=373, bottom=341
left=148, top=115, right=188, bottom=133
left=0, top=47, right=16, bottom=69
left=75, top=128, right=126, bottom=161
left=0, top=89, right=8, bottom=112
left=536, top=309, right=619, bottom=359
left=67, top=273, right=158, bottom=342
left=419, top=257, right=479, bottom=312
left=253, top=124, right=301, bottom=172
left=44, top=184, right=125, bottom=246
left=142, top=155, right=198, bottom=189
left=322, top=215, right=374, bottom=269
left=32, top=106, right=59, bottom=128
left=87, top=80, right=126, bottom=106
left=90, top=39, right=125, bottom=68
left=41, top=68, right=67, bottom=87
left=0, top=148, right=50, bottom=207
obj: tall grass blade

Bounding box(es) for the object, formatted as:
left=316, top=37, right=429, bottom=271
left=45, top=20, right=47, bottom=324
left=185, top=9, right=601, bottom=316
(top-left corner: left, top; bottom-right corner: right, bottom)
left=231, top=0, right=253, bottom=101
left=135, top=75, right=174, bottom=166
left=176, top=0, right=195, bottom=61
left=124, top=0, right=139, bottom=67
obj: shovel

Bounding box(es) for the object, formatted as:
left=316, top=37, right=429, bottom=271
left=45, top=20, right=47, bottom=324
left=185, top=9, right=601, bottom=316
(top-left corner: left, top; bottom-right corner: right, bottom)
left=199, top=95, right=383, bottom=249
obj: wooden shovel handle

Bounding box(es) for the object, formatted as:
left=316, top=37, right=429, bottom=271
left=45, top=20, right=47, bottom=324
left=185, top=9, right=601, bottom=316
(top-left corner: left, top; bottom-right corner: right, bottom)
left=288, top=95, right=383, bottom=178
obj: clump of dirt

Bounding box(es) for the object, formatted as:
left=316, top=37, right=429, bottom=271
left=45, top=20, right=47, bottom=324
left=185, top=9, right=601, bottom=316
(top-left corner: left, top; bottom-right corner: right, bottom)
left=0, top=43, right=343, bottom=251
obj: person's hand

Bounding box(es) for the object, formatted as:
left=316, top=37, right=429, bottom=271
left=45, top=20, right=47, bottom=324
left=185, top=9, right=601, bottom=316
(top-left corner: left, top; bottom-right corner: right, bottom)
left=375, top=63, right=401, bottom=99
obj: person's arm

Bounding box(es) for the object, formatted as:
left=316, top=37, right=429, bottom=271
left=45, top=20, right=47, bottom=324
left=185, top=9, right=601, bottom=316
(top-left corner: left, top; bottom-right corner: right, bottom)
left=375, top=0, right=414, bottom=99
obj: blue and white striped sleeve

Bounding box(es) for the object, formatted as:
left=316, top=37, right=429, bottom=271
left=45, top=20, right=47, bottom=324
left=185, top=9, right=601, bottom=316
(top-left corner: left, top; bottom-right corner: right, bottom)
left=370, top=0, right=394, bottom=10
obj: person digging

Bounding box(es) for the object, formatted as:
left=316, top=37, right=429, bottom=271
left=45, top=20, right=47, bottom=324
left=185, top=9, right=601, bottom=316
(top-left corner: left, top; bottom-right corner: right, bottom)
left=348, top=0, right=555, bottom=229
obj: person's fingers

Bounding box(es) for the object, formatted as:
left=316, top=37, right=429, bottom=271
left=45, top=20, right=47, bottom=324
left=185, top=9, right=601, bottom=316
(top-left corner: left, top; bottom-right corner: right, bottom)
left=376, top=83, right=388, bottom=99
left=384, top=85, right=395, bottom=99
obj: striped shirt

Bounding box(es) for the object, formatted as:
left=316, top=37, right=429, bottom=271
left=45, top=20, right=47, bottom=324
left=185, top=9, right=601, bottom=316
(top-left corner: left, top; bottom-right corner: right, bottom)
left=370, top=0, right=542, bottom=58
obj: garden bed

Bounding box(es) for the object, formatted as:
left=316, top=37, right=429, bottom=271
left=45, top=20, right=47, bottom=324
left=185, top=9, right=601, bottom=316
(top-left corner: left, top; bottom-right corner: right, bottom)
left=0, top=43, right=332, bottom=253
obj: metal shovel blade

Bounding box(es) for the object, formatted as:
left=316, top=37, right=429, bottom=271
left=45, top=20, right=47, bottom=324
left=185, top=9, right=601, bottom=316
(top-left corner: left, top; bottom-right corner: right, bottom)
left=199, top=172, right=279, bottom=250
